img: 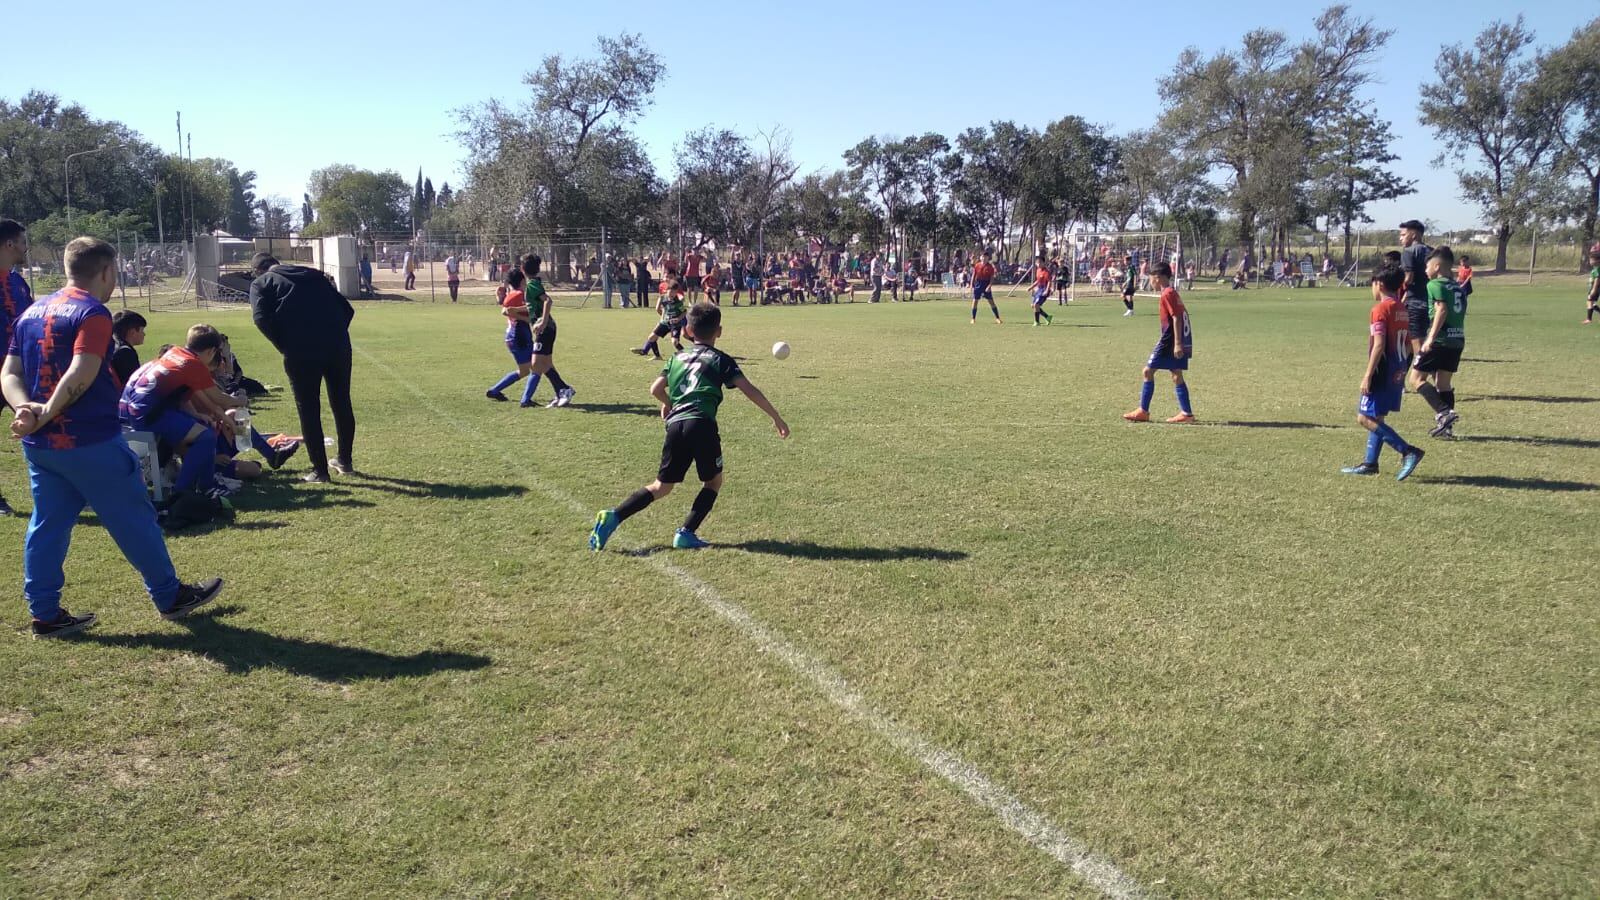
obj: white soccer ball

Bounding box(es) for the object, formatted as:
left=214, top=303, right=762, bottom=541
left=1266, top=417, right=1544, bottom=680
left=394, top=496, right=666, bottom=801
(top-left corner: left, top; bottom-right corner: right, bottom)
left=772, top=341, right=791, bottom=360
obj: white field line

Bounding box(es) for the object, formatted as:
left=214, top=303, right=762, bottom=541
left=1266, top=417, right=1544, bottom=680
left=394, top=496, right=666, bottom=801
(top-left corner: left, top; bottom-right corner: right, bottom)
left=355, top=346, right=1147, bottom=899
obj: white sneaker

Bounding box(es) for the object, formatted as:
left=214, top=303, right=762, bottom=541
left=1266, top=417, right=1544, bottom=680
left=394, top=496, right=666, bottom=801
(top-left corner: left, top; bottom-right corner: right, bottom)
left=1123, top=309, right=1134, bottom=317
left=556, top=388, right=576, bottom=408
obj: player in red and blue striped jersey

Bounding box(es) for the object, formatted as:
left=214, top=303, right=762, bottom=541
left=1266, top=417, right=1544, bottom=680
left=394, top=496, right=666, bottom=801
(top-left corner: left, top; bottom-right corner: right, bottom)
left=1342, top=265, right=1425, bottom=481
left=1122, top=262, right=1195, bottom=423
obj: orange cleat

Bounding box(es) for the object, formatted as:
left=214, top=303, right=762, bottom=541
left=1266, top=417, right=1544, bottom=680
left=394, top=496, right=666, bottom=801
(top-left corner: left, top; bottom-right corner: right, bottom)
left=1166, top=412, right=1196, bottom=424
left=1122, top=409, right=1150, bottom=422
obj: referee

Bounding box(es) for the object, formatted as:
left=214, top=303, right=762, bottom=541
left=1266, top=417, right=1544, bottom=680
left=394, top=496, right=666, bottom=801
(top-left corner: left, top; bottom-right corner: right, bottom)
left=248, top=253, right=357, bottom=483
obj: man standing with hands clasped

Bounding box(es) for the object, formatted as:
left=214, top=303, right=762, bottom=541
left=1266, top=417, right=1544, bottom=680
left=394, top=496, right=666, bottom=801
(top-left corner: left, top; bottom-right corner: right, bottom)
left=249, top=252, right=357, bottom=483
left=4, top=237, right=223, bottom=638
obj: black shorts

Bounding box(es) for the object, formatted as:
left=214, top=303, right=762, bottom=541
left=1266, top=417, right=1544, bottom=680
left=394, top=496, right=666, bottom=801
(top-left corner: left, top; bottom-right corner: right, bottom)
left=652, top=319, right=684, bottom=340
left=531, top=323, right=556, bottom=356
left=1406, top=301, right=1431, bottom=338
left=658, top=417, right=722, bottom=483
left=1414, top=344, right=1462, bottom=374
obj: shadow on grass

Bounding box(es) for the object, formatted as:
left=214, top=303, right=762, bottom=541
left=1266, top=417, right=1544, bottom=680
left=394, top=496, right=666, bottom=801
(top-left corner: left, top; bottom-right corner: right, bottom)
left=1415, top=474, right=1598, bottom=493
left=1202, top=419, right=1341, bottom=430
left=1458, top=434, right=1600, bottom=450
left=628, top=539, right=967, bottom=561
left=572, top=403, right=661, bottom=418
left=1460, top=358, right=1518, bottom=364
left=83, top=606, right=491, bottom=682
left=1460, top=394, right=1600, bottom=404
left=337, top=473, right=531, bottom=500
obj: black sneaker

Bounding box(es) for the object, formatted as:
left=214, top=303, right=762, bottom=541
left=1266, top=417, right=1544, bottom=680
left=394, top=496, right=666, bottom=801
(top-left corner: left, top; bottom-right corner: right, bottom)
left=32, top=609, right=98, bottom=639
left=629, top=347, right=648, bottom=356
left=1429, top=410, right=1460, bottom=438
left=0, top=494, right=13, bottom=517
left=161, top=578, right=225, bottom=620
left=486, top=390, right=509, bottom=401
left=268, top=440, right=301, bottom=471
left=1340, top=462, right=1380, bottom=476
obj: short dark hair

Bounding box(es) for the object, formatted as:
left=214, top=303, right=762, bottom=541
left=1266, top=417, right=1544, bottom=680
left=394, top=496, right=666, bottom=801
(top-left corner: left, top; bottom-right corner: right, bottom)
left=185, top=323, right=224, bottom=355
left=1375, top=266, right=1405, bottom=293
left=0, top=219, right=24, bottom=245
left=1382, top=250, right=1402, bottom=264
left=520, top=254, right=541, bottom=276
left=1151, top=261, right=1173, bottom=279
left=250, top=252, right=279, bottom=272
left=505, top=269, right=525, bottom=289
left=1428, top=245, right=1455, bottom=268
left=686, top=300, right=720, bottom=337
left=1459, top=254, right=1471, bottom=265
left=64, top=237, right=117, bottom=281
left=1399, top=219, right=1425, bottom=233
left=111, top=309, right=147, bottom=338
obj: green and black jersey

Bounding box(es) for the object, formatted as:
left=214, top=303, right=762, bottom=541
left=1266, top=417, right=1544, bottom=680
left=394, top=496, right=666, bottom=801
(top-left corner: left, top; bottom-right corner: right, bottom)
left=1588, top=266, right=1599, bottom=302
left=662, top=344, right=744, bottom=425
left=659, top=293, right=686, bottom=326
left=526, top=277, right=552, bottom=325
left=1426, top=277, right=1467, bottom=349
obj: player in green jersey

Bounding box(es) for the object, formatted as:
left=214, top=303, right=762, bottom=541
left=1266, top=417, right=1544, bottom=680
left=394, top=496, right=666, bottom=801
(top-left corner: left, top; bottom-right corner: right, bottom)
left=591, top=302, right=790, bottom=551
left=632, top=277, right=688, bottom=359
left=1584, top=252, right=1599, bottom=324
left=1408, top=246, right=1467, bottom=439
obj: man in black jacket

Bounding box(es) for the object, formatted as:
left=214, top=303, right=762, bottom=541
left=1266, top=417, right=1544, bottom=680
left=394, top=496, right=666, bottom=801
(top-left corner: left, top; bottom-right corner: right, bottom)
left=249, top=253, right=356, bottom=483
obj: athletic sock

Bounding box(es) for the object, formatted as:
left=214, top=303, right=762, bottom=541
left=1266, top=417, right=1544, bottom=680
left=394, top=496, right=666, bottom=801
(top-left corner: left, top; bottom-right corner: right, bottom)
left=1373, top=422, right=1410, bottom=455
left=683, top=488, right=718, bottom=533
left=1175, top=383, right=1193, bottom=415
left=1139, top=380, right=1155, bottom=412
left=1441, top=389, right=1455, bottom=411
left=1364, top=431, right=1383, bottom=465
left=1124, top=298, right=1134, bottom=311
left=1415, top=382, right=1447, bottom=414
left=250, top=428, right=274, bottom=458
left=991, top=303, right=1001, bottom=320
left=490, top=371, right=522, bottom=394
left=615, top=487, right=655, bottom=522
left=546, top=368, right=571, bottom=393
left=1589, top=305, right=1597, bottom=322
left=520, top=372, right=542, bottom=405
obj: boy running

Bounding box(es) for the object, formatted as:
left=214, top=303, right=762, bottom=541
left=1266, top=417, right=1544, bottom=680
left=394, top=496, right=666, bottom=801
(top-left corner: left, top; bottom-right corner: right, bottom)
left=633, top=277, right=687, bottom=359
left=1584, top=252, right=1599, bottom=324
left=970, top=251, right=1001, bottom=324
left=590, top=302, right=789, bottom=551
left=1122, top=262, right=1195, bottom=423
left=1030, top=256, right=1053, bottom=325
left=1408, top=246, right=1467, bottom=438
left=1341, top=266, right=1425, bottom=480
left=702, top=266, right=722, bottom=305
left=1120, top=254, right=1137, bottom=316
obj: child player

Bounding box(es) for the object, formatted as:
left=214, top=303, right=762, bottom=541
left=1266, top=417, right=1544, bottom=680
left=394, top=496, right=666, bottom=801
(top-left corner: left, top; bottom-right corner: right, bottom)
left=1408, top=246, right=1466, bottom=438
left=970, top=251, right=1001, bottom=324
left=633, top=277, right=687, bottom=359
left=702, top=265, right=722, bottom=306
left=590, top=302, right=789, bottom=551
left=1341, top=266, right=1425, bottom=480
left=522, top=255, right=577, bottom=408
left=1120, top=253, right=1137, bottom=316
left=1584, top=251, right=1599, bottom=324
left=1122, top=262, right=1195, bottom=423
left=1030, top=255, right=1053, bottom=325
left=485, top=270, right=533, bottom=402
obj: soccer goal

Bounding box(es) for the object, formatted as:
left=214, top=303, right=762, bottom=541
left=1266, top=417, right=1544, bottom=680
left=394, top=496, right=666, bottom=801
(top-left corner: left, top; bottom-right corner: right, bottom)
left=1065, top=231, right=1181, bottom=298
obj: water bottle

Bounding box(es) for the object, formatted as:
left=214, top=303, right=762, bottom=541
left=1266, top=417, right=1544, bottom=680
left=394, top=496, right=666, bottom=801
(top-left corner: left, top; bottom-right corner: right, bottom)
left=231, top=408, right=252, bottom=453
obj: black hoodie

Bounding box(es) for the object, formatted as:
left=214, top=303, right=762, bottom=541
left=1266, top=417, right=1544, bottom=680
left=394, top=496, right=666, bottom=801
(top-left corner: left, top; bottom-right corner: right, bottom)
left=249, top=264, right=355, bottom=358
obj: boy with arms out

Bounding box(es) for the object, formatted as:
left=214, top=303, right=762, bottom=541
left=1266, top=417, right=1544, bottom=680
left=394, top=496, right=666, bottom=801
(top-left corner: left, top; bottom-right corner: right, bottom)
left=970, top=251, right=1001, bottom=324
left=1030, top=255, right=1053, bottom=325
left=1122, top=262, right=1195, bottom=423
left=1342, top=266, right=1425, bottom=480
left=591, top=302, right=788, bottom=551
left=1409, top=246, right=1467, bottom=438
left=633, top=277, right=687, bottom=359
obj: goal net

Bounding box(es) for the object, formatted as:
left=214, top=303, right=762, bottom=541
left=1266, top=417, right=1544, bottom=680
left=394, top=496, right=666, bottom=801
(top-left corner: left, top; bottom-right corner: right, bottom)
left=1065, top=232, right=1180, bottom=297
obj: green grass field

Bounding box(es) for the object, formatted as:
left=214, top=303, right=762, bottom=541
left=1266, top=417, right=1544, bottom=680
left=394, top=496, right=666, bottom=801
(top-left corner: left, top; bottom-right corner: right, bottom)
left=2, top=277, right=1597, bottom=896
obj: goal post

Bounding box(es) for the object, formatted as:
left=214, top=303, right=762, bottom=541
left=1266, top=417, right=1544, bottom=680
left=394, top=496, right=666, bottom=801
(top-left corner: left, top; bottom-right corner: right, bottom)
left=1065, top=231, right=1181, bottom=299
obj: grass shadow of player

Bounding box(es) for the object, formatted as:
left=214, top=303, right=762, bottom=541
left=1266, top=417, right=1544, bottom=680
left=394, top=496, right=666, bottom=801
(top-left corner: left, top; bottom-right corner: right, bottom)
left=1459, top=394, right=1600, bottom=404
left=336, top=474, right=531, bottom=501
left=573, top=403, right=661, bottom=418
left=1460, top=358, right=1518, bottom=364
left=1457, top=434, right=1600, bottom=451
left=81, top=606, right=491, bottom=682
left=1202, top=420, right=1341, bottom=430
left=628, top=540, right=967, bottom=562
left=1414, top=474, right=1599, bottom=493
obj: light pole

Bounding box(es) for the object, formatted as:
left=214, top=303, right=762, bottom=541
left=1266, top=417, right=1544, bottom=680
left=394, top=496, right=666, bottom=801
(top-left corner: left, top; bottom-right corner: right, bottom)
left=64, top=145, right=114, bottom=230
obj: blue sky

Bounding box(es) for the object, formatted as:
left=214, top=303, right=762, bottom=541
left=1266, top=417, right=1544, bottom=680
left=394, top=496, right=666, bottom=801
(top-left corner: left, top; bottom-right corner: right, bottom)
left=8, top=0, right=1590, bottom=231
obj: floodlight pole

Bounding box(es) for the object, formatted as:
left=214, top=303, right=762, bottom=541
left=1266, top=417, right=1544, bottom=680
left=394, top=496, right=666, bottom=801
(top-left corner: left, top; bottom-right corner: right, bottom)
left=64, top=146, right=113, bottom=229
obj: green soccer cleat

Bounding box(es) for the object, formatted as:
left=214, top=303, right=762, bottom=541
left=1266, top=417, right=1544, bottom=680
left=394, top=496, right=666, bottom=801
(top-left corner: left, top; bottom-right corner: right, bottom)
left=672, top=528, right=710, bottom=550
left=589, top=509, right=619, bottom=551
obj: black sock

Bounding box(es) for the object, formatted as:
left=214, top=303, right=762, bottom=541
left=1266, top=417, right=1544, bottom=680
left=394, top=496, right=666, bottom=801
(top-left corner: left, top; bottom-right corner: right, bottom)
left=1124, top=298, right=1133, bottom=311
left=1416, top=382, right=1446, bottom=414
left=1589, top=305, right=1596, bottom=321
left=683, top=488, right=718, bottom=533
left=546, top=368, right=571, bottom=393
left=1441, top=389, right=1455, bottom=410
left=615, top=487, right=655, bottom=523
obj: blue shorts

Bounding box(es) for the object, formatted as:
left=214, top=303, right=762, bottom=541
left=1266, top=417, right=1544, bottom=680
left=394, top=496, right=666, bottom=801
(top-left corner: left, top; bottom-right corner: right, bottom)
left=506, top=332, right=533, bottom=365
left=142, top=408, right=205, bottom=447
left=1358, top=388, right=1403, bottom=418
left=1146, top=341, right=1190, bottom=371
left=1031, top=287, right=1049, bottom=305
left=973, top=283, right=993, bottom=302
left=745, top=275, right=761, bottom=290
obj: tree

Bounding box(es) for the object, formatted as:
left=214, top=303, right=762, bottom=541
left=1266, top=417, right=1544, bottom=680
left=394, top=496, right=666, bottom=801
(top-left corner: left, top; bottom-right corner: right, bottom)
left=226, top=166, right=258, bottom=236
left=1020, top=116, right=1119, bottom=237
left=256, top=195, right=296, bottom=235
left=675, top=127, right=754, bottom=245
left=0, top=91, right=160, bottom=228
left=845, top=133, right=949, bottom=260
left=1308, top=106, right=1415, bottom=263
left=1531, top=17, right=1600, bottom=263
left=949, top=122, right=1033, bottom=253
left=1159, top=6, right=1390, bottom=257
left=304, top=165, right=409, bottom=237
left=1418, top=17, right=1556, bottom=272
left=437, top=182, right=454, bottom=208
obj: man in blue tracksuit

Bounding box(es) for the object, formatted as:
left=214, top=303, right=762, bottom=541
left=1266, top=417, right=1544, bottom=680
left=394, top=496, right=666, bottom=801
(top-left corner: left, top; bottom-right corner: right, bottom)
left=2, top=237, right=223, bottom=639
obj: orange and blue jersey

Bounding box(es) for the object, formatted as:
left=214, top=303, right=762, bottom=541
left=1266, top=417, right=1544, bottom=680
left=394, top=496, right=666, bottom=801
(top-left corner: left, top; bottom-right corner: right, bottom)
left=500, top=288, right=530, bottom=341
left=118, top=345, right=217, bottom=424
left=7, top=287, right=120, bottom=450
left=1033, top=267, right=1051, bottom=291
left=2, top=268, right=32, bottom=352
left=973, top=261, right=996, bottom=287
left=1157, top=287, right=1192, bottom=356
left=1369, top=294, right=1410, bottom=390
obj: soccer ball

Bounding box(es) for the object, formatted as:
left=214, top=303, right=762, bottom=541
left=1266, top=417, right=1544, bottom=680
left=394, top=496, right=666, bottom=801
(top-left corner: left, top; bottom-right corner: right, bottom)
left=772, top=341, right=791, bottom=360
